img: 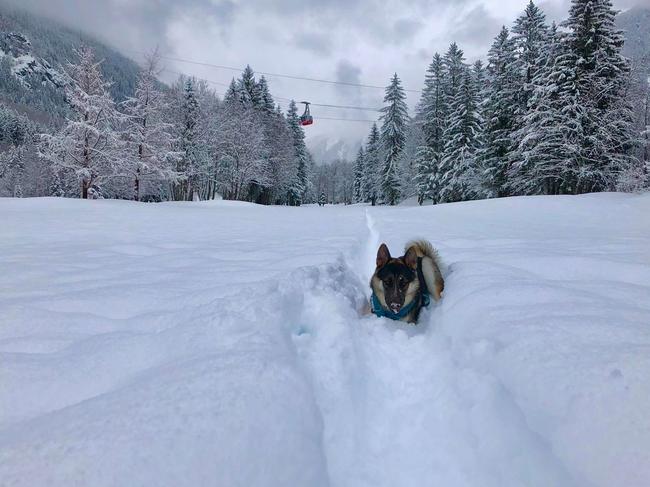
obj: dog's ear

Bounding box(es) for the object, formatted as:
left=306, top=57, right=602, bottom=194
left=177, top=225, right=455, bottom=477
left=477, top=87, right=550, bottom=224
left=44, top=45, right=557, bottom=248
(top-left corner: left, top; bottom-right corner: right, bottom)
left=376, top=243, right=391, bottom=268
left=404, top=246, right=417, bottom=269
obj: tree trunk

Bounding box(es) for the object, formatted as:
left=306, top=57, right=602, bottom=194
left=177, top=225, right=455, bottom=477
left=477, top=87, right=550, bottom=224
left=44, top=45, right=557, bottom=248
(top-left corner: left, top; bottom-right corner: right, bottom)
left=643, top=88, right=650, bottom=161
left=134, top=175, right=140, bottom=202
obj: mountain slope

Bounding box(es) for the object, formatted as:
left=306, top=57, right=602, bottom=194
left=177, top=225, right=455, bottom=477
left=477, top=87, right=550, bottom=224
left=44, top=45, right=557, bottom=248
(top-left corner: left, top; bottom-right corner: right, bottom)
left=0, top=3, right=141, bottom=125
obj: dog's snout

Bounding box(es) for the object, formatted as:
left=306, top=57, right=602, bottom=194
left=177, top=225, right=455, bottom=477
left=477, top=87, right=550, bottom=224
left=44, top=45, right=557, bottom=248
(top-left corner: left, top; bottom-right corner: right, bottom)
left=390, top=303, right=401, bottom=312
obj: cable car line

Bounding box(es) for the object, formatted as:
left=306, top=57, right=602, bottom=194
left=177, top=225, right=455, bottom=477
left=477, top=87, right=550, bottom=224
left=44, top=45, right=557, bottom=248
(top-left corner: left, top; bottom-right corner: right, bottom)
left=127, top=48, right=419, bottom=93
left=154, top=63, right=382, bottom=125
left=316, top=116, right=377, bottom=123
left=161, top=68, right=383, bottom=112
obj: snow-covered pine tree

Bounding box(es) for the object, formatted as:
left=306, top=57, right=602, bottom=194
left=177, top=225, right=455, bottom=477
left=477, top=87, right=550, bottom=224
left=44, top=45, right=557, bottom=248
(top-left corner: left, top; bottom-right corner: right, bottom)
left=238, top=65, right=262, bottom=109
left=39, top=46, right=121, bottom=199
left=516, top=0, right=637, bottom=194
left=362, top=122, right=381, bottom=205
left=380, top=73, right=409, bottom=205
left=479, top=26, right=518, bottom=197
left=122, top=50, right=178, bottom=201
left=629, top=57, right=650, bottom=179
left=286, top=100, right=309, bottom=206
left=49, top=168, right=64, bottom=197
left=467, top=61, right=487, bottom=196
left=398, top=121, right=423, bottom=201
left=257, top=76, right=276, bottom=113
left=414, top=147, right=435, bottom=204
left=353, top=146, right=365, bottom=202
left=509, top=22, right=575, bottom=195
left=258, top=106, right=294, bottom=204
left=507, top=1, right=551, bottom=184
left=641, top=74, right=650, bottom=175
left=171, top=77, right=202, bottom=200
left=439, top=45, right=482, bottom=202
left=414, top=54, right=447, bottom=204
left=303, top=152, right=317, bottom=204
left=442, top=43, right=466, bottom=104
left=0, top=145, right=25, bottom=198
left=224, top=78, right=240, bottom=104
left=566, top=0, right=636, bottom=192
left=511, top=1, right=549, bottom=117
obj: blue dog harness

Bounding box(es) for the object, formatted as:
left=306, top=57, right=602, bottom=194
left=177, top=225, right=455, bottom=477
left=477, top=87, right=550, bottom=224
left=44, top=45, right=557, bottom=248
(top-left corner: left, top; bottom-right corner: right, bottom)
left=370, top=257, right=431, bottom=321
left=370, top=292, right=430, bottom=320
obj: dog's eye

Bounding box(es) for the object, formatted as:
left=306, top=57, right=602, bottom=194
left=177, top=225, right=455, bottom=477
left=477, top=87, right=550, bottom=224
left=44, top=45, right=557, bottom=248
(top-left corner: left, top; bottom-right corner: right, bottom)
left=384, top=278, right=393, bottom=287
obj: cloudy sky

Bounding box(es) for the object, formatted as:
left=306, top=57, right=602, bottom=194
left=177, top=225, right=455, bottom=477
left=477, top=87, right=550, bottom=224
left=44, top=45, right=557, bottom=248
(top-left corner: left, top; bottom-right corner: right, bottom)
left=4, top=0, right=641, bottom=157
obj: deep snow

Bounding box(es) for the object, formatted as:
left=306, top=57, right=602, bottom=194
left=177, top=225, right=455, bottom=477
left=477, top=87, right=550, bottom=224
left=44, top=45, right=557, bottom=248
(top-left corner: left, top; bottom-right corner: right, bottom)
left=1, top=193, right=649, bottom=487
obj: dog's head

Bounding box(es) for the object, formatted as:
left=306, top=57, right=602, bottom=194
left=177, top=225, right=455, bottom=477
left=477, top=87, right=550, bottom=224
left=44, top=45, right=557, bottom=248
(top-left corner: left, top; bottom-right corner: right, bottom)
left=371, top=243, right=419, bottom=314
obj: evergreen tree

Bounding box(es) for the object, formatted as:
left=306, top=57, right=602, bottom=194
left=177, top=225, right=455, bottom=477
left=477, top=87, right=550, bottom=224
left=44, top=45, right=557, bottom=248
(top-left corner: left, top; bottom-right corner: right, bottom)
left=511, top=1, right=549, bottom=117
left=171, top=77, right=207, bottom=201
left=379, top=73, right=409, bottom=205
left=258, top=106, right=294, bottom=204
left=510, top=23, right=575, bottom=194
left=643, top=75, right=650, bottom=179
left=438, top=44, right=482, bottom=202
left=286, top=100, right=309, bottom=205
left=362, top=123, right=381, bottom=205
left=563, top=0, right=637, bottom=192
left=49, top=169, right=64, bottom=197
left=480, top=27, right=518, bottom=197
left=353, top=146, right=365, bottom=202
left=39, top=46, right=121, bottom=199
left=443, top=43, right=466, bottom=103
left=439, top=65, right=482, bottom=202
left=257, top=76, right=275, bottom=112
left=224, top=78, right=240, bottom=105
left=515, top=0, right=637, bottom=194
left=415, top=53, right=447, bottom=204
left=238, top=65, right=262, bottom=108
left=508, top=1, right=550, bottom=179
left=0, top=146, right=25, bottom=198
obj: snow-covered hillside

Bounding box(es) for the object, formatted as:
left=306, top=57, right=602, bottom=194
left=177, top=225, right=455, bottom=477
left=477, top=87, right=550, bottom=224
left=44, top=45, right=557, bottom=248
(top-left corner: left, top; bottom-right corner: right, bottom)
left=1, top=194, right=649, bottom=487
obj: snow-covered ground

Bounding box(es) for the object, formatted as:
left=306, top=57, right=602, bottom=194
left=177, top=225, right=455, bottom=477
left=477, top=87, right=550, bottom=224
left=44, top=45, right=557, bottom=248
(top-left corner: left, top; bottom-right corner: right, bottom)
left=1, top=193, right=649, bottom=487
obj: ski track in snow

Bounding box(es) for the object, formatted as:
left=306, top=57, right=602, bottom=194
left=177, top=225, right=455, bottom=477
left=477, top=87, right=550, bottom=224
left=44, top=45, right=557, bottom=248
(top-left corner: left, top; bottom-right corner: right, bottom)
left=1, top=194, right=650, bottom=486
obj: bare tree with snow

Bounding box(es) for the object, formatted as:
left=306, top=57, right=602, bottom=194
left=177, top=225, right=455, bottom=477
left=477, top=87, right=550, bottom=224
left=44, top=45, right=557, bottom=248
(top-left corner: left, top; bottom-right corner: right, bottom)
left=39, top=46, right=122, bottom=199
left=121, top=49, right=179, bottom=201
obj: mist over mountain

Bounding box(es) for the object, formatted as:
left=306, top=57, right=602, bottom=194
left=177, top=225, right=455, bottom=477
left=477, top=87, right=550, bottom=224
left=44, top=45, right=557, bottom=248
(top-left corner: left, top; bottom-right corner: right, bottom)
left=307, top=135, right=364, bottom=165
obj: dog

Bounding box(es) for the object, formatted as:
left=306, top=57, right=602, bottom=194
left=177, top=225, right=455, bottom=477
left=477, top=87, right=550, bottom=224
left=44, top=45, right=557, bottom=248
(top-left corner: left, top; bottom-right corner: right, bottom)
left=369, top=239, right=444, bottom=323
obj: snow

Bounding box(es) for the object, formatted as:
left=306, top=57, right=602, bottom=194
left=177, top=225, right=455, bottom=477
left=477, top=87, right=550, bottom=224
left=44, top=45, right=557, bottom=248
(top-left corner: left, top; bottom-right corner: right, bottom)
left=1, top=193, right=650, bottom=487
left=9, top=54, right=36, bottom=75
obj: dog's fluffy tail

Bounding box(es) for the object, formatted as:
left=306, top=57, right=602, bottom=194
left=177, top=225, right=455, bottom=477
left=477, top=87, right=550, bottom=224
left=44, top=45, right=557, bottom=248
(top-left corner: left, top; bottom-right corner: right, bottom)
left=405, top=239, right=444, bottom=301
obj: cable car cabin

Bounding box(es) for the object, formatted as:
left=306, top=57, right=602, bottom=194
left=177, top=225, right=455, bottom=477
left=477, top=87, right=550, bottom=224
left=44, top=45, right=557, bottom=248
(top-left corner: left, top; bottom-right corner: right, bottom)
left=300, top=101, right=313, bottom=126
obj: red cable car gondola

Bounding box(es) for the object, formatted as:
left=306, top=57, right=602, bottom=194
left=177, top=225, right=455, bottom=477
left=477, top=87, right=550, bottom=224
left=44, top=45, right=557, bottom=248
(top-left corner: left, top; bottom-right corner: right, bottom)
left=299, top=101, right=313, bottom=126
